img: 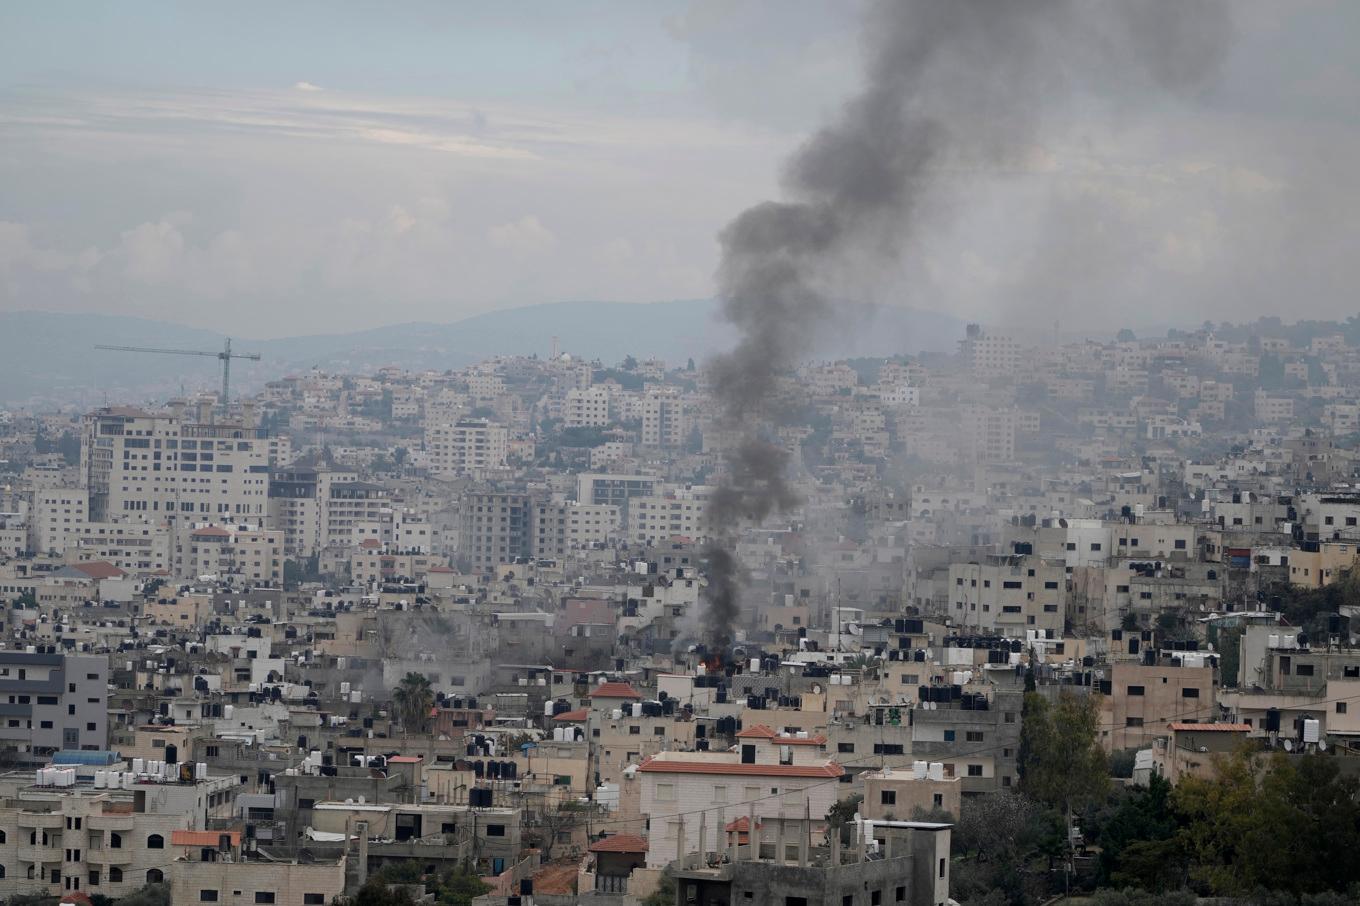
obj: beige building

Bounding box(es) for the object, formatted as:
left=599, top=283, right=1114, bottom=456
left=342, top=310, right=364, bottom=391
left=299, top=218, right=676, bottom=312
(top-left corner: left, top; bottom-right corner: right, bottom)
left=860, top=765, right=961, bottom=821
left=171, top=839, right=345, bottom=906
left=1100, top=661, right=1216, bottom=752
left=82, top=408, right=271, bottom=524
left=425, top=417, right=509, bottom=475
left=946, top=555, right=1066, bottom=635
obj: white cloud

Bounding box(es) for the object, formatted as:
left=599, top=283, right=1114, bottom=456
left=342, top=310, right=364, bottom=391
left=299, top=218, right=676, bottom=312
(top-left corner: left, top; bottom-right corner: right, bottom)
left=294, top=81, right=323, bottom=92
left=488, top=215, right=557, bottom=254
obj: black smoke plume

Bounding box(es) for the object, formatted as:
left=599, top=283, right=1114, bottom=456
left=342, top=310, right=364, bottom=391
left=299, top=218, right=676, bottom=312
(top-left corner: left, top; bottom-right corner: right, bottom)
left=701, top=0, right=1230, bottom=650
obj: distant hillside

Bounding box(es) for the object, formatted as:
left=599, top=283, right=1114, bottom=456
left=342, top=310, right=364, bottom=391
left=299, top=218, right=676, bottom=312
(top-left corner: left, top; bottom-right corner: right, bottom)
left=0, top=300, right=966, bottom=406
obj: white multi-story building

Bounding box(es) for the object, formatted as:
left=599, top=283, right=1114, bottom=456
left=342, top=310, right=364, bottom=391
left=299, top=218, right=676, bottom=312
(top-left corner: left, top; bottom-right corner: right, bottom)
left=631, top=487, right=713, bottom=546
left=81, top=408, right=270, bottom=524
left=425, top=418, right=508, bottom=476
left=641, top=392, right=691, bottom=449
left=532, top=501, right=620, bottom=557
left=564, top=387, right=612, bottom=428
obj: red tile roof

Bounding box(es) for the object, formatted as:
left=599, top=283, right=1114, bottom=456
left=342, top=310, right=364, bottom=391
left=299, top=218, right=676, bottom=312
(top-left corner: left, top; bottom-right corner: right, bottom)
left=388, top=755, right=423, bottom=763
left=736, top=725, right=777, bottom=739
left=191, top=526, right=231, bottom=539
left=724, top=816, right=763, bottom=832
left=589, top=833, right=648, bottom=853
left=735, top=725, right=826, bottom=745
left=554, top=709, right=589, bottom=722
left=72, top=561, right=125, bottom=580
left=359, top=538, right=382, bottom=549
left=1168, top=722, right=1250, bottom=732
left=638, top=757, right=843, bottom=778
left=591, top=682, right=642, bottom=700
left=172, top=830, right=241, bottom=847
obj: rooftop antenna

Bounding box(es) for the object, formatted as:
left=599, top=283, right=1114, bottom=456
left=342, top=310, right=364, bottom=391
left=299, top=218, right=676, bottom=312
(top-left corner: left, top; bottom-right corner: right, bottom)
left=94, top=338, right=261, bottom=420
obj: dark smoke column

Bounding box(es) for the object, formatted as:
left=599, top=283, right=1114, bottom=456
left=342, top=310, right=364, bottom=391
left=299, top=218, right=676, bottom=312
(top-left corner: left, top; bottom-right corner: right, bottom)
left=699, top=0, right=1229, bottom=650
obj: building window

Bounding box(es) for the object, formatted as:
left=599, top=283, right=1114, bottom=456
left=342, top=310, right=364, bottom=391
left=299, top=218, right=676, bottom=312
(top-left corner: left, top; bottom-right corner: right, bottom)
left=110, top=833, right=121, bottom=849
left=656, top=783, right=675, bottom=801
left=1126, top=717, right=1144, bottom=727
left=200, top=892, right=219, bottom=903
left=304, top=897, right=326, bottom=905
left=1296, top=664, right=1315, bottom=677
left=1182, top=688, right=1201, bottom=699
left=147, top=834, right=164, bottom=849
left=110, top=867, right=123, bottom=882
left=1338, top=702, right=1349, bottom=714
left=943, top=730, right=955, bottom=742
left=486, top=824, right=506, bottom=837
left=1127, top=686, right=1145, bottom=696
left=965, top=731, right=983, bottom=743
left=967, top=765, right=983, bottom=777
left=895, top=887, right=906, bottom=902
left=147, top=869, right=164, bottom=884
left=255, top=895, right=276, bottom=904
left=881, top=790, right=896, bottom=806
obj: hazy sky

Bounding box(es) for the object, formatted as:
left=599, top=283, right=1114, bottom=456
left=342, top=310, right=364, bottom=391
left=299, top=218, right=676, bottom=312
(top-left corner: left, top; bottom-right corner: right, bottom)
left=1, top=1, right=1358, bottom=338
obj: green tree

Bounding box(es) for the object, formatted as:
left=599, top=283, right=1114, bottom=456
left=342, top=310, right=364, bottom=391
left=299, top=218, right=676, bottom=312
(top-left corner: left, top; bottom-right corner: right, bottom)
left=1019, top=691, right=1109, bottom=815
left=393, top=672, right=434, bottom=736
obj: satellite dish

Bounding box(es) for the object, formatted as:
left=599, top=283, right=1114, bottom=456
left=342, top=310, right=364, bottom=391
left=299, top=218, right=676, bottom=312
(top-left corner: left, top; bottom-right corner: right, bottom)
left=1319, top=740, right=1329, bottom=752
left=1283, top=739, right=1294, bottom=752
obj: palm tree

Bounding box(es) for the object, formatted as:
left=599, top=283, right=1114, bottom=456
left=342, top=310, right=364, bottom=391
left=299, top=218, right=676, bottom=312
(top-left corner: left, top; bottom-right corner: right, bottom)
left=393, top=672, right=433, bottom=737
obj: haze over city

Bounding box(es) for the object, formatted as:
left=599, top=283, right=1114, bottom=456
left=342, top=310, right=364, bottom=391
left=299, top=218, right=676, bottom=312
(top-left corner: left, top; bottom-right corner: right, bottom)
left=2, top=1, right=1359, bottom=337
left=2, top=4, right=1360, bottom=906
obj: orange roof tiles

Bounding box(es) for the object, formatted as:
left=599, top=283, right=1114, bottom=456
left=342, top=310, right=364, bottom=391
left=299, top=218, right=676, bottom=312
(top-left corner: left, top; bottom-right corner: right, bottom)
left=72, top=561, right=125, bottom=579
left=172, top=830, right=241, bottom=847
left=736, top=725, right=777, bottom=739
left=735, top=725, right=826, bottom=745
left=554, top=709, right=589, bottom=722
left=1168, top=722, right=1251, bottom=732
left=591, top=682, right=642, bottom=699
left=589, top=834, right=648, bottom=853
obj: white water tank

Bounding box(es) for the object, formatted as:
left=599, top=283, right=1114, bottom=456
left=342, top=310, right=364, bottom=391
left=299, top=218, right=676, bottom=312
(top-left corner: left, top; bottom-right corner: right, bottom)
left=94, top=771, right=107, bottom=789
left=912, top=761, right=928, bottom=780
left=224, top=705, right=235, bottom=720
left=611, top=709, right=623, bottom=720
left=123, top=772, right=134, bottom=789
left=1304, top=719, right=1321, bottom=744
left=927, top=762, right=945, bottom=782
left=350, top=691, right=362, bottom=704
left=631, top=703, right=643, bottom=718
left=544, top=701, right=555, bottom=718
left=197, top=762, right=208, bottom=780
left=132, top=757, right=146, bottom=774
left=341, top=681, right=351, bottom=696
left=34, top=769, right=44, bottom=786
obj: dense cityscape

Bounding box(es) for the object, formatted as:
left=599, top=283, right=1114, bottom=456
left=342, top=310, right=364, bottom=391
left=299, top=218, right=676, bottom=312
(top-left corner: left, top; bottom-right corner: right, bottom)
left=0, top=316, right=1358, bottom=904
left=5, top=0, right=1360, bottom=904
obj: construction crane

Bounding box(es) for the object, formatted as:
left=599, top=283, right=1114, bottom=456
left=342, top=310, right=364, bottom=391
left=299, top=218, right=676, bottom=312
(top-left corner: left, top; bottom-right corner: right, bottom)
left=94, top=338, right=261, bottom=416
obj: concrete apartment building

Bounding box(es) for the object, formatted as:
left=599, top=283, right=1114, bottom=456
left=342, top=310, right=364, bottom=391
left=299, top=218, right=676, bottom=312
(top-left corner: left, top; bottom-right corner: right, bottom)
left=81, top=408, right=271, bottom=522
left=461, top=491, right=532, bottom=569
left=860, top=765, right=961, bottom=820
left=564, top=386, right=612, bottom=428
left=637, top=729, right=844, bottom=870
left=945, top=556, right=1066, bottom=636
left=532, top=501, right=620, bottom=558
left=631, top=487, right=713, bottom=546
left=642, top=392, right=691, bottom=449
left=178, top=524, right=284, bottom=585
left=1100, top=658, right=1216, bottom=752
left=576, top=474, right=661, bottom=528
left=425, top=417, right=509, bottom=475
left=0, top=652, right=108, bottom=757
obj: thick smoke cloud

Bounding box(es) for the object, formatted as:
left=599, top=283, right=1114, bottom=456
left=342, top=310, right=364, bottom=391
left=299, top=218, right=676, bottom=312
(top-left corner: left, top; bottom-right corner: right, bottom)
left=701, top=0, right=1231, bottom=649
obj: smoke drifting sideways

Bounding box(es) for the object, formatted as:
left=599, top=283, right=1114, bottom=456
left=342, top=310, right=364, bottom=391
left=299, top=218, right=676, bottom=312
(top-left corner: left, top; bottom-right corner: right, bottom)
left=700, top=0, right=1231, bottom=651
